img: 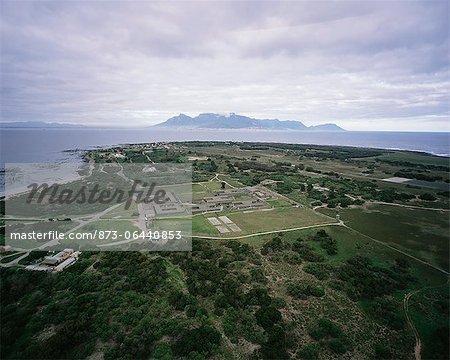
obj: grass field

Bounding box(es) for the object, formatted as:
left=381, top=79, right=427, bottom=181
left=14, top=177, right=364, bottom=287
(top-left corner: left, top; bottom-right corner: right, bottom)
left=192, top=183, right=206, bottom=193
left=216, top=174, right=245, bottom=188
left=191, top=180, right=231, bottom=199
left=266, top=197, right=294, bottom=207
left=192, top=206, right=334, bottom=237
left=229, top=206, right=332, bottom=233
left=318, top=204, right=449, bottom=271
left=236, top=225, right=445, bottom=281
left=192, top=216, right=218, bottom=235
left=198, top=181, right=231, bottom=191
left=99, top=201, right=138, bottom=219
left=376, top=152, right=450, bottom=167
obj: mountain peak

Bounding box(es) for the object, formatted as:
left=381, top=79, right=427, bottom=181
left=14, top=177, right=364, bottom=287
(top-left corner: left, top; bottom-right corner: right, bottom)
left=154, top=113, right=344, bottom=131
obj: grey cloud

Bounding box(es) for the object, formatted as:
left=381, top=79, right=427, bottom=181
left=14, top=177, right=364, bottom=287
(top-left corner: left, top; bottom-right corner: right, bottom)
left=0, top=1, right=448, bottom=130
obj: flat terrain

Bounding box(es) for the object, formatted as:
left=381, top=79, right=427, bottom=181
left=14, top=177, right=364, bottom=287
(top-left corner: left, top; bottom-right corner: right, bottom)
left=192, top=206, right=333, bottom=237
left=2, top=142, right=448, bottom=360
left=318, top=205, right=449, bottom=271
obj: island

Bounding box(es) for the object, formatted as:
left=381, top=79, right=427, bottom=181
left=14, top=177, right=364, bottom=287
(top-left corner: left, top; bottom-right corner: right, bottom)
left=153, top=113, right=345, bottom=131
left=1, top=142, right=448, bottom=360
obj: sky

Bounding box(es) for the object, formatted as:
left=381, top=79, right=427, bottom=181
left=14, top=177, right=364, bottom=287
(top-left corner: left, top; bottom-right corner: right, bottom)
left=0, top=0, right=449, bottom=131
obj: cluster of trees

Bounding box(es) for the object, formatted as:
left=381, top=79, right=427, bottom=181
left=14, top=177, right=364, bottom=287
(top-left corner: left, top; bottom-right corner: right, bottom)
left=362, top=188, right=416, bottom=203
left=308, top=175, right=425, bottom=206
left=292, top=240, right=325, bottom=263
left=287, top=281, right=325, bottom=299
left=323, top=171, right=340, bottom=178
left=172, top=326, right=221, bottom=357
left=377, top=158, right=449, bottom=172
left=306, top=180, right=366, bottom=208
left=121, top=149, right=148, bottom=163
left=192, top=159, right=218, bottom=173
left=426, top=326, right=450, bottom=360
left=305, top=166, right=322, bottom=174
left=298, top=343, right=320, bottom=359
left=233, top=160, right=296, bottom=174
left=261, top=234, right=330, bottom=265
left=419, top=193, right=437, bottom=201
left=1, top=250, right=229, bottom=360
left=367, top=296, right=405, bottom=330
left=261, top=236, right=289, bottom=255
left=394, top=170, right=442, bottom=182
left=146, top=148, right=185, bottom=163
left=301, top=147, right=382, bottom=161
left=276, top=180, right=305, bottom=194
left=308, top=318, right=351, bottom=354
left=269, top=174, right=308, bottom=194
left=325, top=196, right=354, bottom=208
left=311, top=230, right=338, bottom=255
left=283, top=252, right=303, bottom=265
left=255, top=306, right=290, bottom=359
left=336, top=256, right=413, bottom=301
left=168, top=239, right=293, bottom=359
left=237, top=142, right=383, bottom=161
left=222, top=307, right=265, bottom=344
left=260, top=234, right=327, bottom=265
left=303, top=263, right=334, bottom=280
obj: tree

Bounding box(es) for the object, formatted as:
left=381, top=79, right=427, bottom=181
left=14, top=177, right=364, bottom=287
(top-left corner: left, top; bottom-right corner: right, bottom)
left=299, top=344, right=320, bottom=359
left=255, top=306, right=282, bottom=329
left=209, top=160, right=218, bottom=172
left=172, top=325, right=221, bottom=356
left=419, top=193, right=436, bottom=201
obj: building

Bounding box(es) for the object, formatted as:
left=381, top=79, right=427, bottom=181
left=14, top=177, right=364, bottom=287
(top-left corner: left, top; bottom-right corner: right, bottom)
left=0, top=245, right=12, bottom=253
left=234, top=199, right=266, bottom=210
left=216, top=188, right=249, bottom=196
left=191, top=203, right=223, bottom=213
left=25, top=264, right=52, bottom=272
left=203, top=195, right=233, bottom=205
left=42, top=248, right=74, bottom=265
left=54, top=257, right=76, bottom=272
left=153, top=191, right=185, bottom=215
left=26, top=249, right=80, bottom=273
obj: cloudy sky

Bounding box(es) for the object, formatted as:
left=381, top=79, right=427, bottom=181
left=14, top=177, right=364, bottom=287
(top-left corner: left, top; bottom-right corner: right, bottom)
left=1, top=1, right=449, bottom=131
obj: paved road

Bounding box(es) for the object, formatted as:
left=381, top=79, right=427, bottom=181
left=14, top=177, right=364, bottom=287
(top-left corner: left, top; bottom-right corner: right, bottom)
left=0, top=252, right=29, bottom=268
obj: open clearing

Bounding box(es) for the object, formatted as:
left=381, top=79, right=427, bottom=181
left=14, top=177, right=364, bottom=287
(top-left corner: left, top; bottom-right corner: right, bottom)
left=192, top=206, right=333, bottom=237
left=318, top=204, right=449, bottom=271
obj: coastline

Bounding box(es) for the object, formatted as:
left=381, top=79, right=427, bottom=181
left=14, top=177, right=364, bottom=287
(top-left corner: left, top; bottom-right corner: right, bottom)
left=1, top=128, right=449, bottom=164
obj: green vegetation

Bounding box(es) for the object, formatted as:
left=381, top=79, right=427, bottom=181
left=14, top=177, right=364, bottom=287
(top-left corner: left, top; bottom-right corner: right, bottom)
left=287, top=280, right=325, bottom=299
left=319, top=204, right=449, bottom=270
left=2, top=141, right=448, bottom=359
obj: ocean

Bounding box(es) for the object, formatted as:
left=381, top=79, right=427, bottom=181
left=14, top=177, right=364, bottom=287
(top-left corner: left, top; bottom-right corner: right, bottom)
left=1, top=128, right=449, bottom=163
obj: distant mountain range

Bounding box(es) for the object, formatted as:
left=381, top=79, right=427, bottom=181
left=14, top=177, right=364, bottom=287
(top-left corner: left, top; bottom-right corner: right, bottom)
left=154, top=113, right=344, bottom=131
left=1, top=115, right=344, bottom=131
left=1, top=121, right=85, bottom=128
